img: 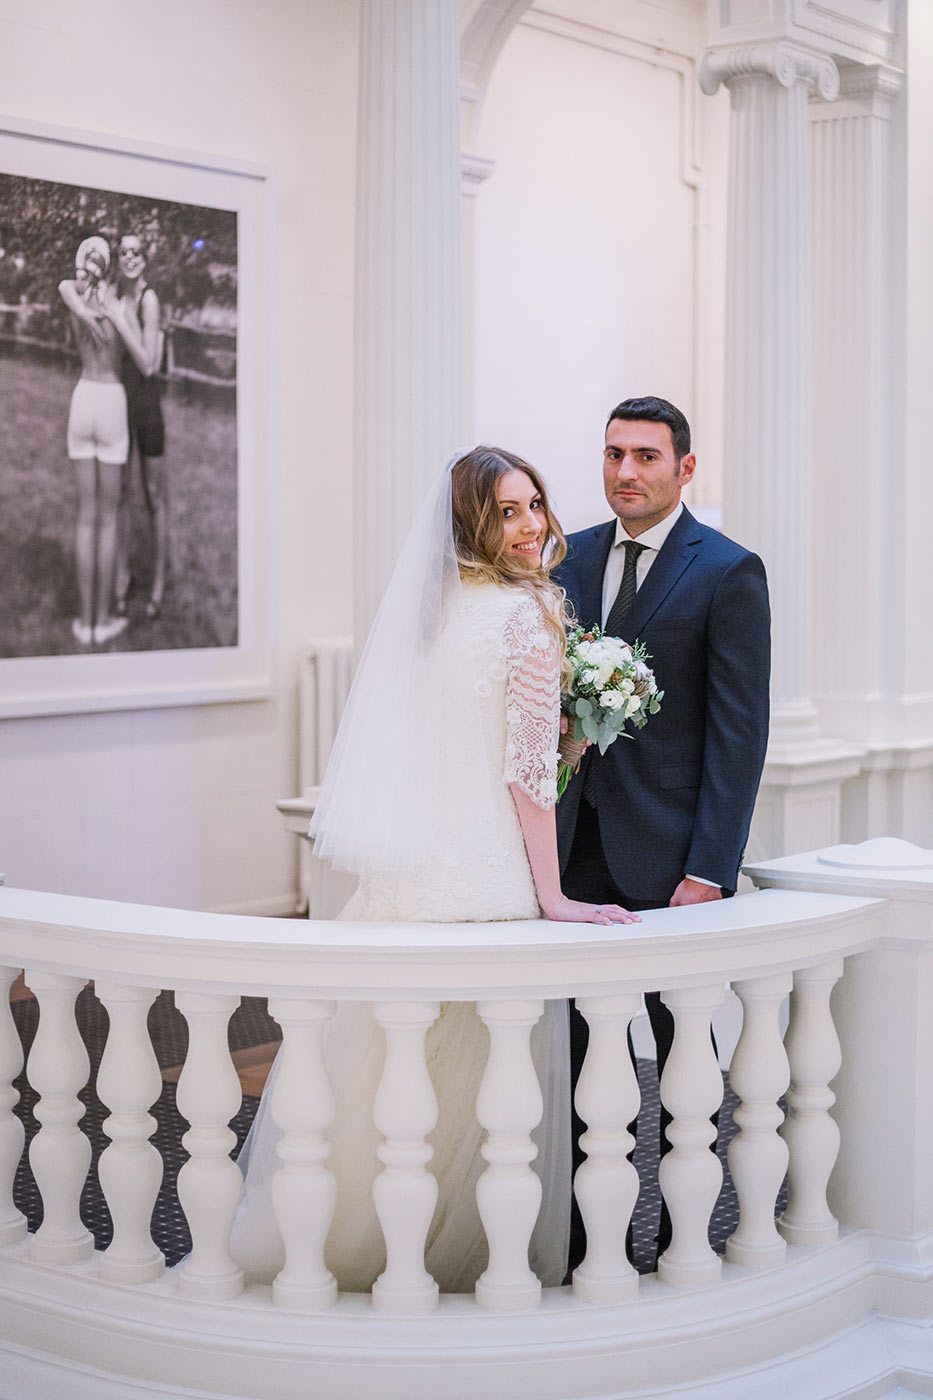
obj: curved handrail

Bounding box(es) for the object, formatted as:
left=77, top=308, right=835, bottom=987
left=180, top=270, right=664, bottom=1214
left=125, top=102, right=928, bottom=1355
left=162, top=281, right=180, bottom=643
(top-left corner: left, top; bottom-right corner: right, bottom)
left=0, top=884, right=881, bottom=997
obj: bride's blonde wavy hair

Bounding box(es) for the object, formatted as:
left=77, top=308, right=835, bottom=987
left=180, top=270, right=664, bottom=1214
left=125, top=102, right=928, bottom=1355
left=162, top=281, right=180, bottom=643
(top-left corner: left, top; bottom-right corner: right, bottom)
left=450, top=446, right=572, bottom=680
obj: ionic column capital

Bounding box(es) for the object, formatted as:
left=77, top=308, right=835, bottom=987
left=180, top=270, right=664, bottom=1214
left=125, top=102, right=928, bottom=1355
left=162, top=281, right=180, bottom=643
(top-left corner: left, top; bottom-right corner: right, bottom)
left=700, top=42, right=839, bottom=102
left=461, top=152, right=495, bottom=199
left=837, top=60, right=903, bottom=102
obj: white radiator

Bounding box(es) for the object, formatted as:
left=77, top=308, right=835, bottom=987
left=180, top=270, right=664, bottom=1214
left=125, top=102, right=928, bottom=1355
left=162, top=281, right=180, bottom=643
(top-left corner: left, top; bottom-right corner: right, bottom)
left=296, top=638, right=356, bottom=916
left=298, top=636, right=355, bottom=791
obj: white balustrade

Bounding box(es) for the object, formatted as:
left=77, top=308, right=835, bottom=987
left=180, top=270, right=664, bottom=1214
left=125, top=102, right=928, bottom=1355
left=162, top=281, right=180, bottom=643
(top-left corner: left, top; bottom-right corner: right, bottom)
left=371, top=1000, right=440, bottom=1314
left=657, top=984, right=725, bottom=1288
left=572, top=993, right=641, bottom=1302
left=778, top=959, right=843, bottom=1246
left=0, top=860, right=919, bottom=1399
left=726, top=973, right=792, bottom=1267
left=174, top=992, right=244, bottom=1300
left=474, top=998, right=544, bottom=1311
left=25, top=970, right=94, bottom=1265
left=267, top=997, right=338, bottom=1311
left=0, top=967, right=26, bottom=1245
left=95, top=980, right=164, bottom=1283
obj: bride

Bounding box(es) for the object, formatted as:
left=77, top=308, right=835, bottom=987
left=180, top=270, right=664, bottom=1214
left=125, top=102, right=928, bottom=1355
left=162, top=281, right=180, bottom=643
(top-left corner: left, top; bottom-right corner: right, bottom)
left=231, top=446, right=638, bottom=1294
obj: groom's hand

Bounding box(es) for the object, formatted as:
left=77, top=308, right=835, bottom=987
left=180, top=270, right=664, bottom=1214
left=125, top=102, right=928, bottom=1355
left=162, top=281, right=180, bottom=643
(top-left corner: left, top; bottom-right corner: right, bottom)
left=669, top=877, right=722, bottom=907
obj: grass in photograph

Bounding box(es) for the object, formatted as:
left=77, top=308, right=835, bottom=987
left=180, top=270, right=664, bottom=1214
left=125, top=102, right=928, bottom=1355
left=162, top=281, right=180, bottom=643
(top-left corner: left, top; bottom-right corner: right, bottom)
left=0, top=349, right=238, bottom=657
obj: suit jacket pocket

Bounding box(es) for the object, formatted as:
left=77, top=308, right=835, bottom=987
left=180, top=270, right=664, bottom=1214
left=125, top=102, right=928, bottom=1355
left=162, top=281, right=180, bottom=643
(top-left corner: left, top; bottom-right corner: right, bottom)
left=658, top=763, right=702, bottom=789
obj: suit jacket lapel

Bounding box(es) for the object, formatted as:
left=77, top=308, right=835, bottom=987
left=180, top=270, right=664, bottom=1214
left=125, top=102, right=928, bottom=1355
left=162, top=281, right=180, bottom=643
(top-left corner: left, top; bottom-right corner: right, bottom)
left=622, top=507, right=702, bottom=640
left=572, top=521, right=615, bottom=631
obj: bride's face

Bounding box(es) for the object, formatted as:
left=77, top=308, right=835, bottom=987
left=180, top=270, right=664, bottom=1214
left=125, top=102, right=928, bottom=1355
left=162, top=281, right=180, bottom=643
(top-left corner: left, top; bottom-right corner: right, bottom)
left=496, top=468, right=546, bottom=567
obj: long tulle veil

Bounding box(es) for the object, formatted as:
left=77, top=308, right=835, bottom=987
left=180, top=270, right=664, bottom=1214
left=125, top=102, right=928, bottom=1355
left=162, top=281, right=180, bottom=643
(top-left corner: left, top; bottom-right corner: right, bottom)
left=309, top=460, right=491, bottom=875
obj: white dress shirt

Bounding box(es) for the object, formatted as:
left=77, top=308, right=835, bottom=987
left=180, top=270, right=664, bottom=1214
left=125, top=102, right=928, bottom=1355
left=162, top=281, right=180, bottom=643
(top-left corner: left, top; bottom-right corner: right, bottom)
left=599, top=500, right=718, bottom=891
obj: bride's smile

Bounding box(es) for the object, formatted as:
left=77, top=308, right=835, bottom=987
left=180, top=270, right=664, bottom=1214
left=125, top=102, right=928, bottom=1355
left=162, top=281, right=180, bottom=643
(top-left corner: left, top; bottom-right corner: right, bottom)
left=497, top=466, right=545, bottom=565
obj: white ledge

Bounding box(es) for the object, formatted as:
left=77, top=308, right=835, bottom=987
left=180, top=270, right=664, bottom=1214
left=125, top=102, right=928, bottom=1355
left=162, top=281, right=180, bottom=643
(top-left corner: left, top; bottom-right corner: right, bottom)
left=0, top=885, right=881, bottom=1000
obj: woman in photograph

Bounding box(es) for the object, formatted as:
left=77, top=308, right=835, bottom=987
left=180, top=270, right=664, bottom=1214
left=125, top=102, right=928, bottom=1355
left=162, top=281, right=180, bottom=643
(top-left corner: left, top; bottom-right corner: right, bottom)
left=113, top=231, right=167, bottom=621
left=58, top=235, right=130, bottom=646
left=229, top=447, right=638, bottom=1295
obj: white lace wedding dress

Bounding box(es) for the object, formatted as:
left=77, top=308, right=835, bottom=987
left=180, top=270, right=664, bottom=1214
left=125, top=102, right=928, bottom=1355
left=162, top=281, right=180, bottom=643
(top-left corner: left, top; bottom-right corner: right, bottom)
left=231, top=582, right=570, bottom=1293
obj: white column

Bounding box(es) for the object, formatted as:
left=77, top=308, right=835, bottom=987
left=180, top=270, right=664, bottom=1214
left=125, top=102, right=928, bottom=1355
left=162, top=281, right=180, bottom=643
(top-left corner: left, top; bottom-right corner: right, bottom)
left=726, top=973, right=791, bottom=1268
left=95, top=981, right=164, bottom=1284
left=474, top=999, right=543, bottom=1312
left=174, top=992, right=244, bottom=1301
left=0, top=967, right=26, bottom=1245
left=657, top=984, right=725, bottom=1288
left=700, top=44, right=838, bottom=742
left=354, top=0, right=462, bottom=640
left=778, top=960, right=843, bottom=1247
left=371, top=1000, right=440, bottom=1314
left=809, top=64, right=907, bottom=837
left=25, top=971, right=94, bottom=1264
left=267, top=997, right=338, bottom=1311
left=572, top=994, right=641, bottom=1303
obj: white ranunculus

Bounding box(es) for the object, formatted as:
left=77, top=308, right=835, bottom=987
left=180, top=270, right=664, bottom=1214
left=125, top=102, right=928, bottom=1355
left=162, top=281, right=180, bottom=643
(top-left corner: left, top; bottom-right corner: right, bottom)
left=599, top=690, right=624, bottom=711
left=581, top=668, right=599, bottom=685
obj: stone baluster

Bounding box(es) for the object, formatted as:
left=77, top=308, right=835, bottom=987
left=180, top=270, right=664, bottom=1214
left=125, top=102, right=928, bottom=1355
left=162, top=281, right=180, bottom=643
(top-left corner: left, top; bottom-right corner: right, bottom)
left=657, top=984, right=725, bottom=1287
left=175, top=992, right=244, bottom=1300
left=474, top=999, right=543, bottom=1311
left=778, top=960, right=843, bottom=1246
left=726, top=973, right=792, bottom=1267
left=0, top=966, right=26, bottom=1245
left=267, top=997, right=338, bottom=1311
left=95, top=980, right=164, bottom=1283
left=371, top=1000, right=440, bottom=1313
left=572, top=993, right=641, bottom=1302
left=25, top=970, right=93, bottom=1264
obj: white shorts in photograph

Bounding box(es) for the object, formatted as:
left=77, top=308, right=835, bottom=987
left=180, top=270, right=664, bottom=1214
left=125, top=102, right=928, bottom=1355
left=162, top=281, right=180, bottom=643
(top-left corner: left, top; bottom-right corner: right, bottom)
left=67, top=378, right=129, bottom=465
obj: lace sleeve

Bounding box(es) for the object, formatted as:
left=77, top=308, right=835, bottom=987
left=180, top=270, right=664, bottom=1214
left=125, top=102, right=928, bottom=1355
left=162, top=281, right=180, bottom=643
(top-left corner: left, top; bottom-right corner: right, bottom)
left=503, top=594, right=561, bottom=809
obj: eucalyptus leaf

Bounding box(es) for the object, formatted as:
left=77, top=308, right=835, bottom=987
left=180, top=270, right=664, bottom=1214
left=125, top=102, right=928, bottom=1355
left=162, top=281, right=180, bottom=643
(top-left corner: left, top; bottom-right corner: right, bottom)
left=581, top=714, right=600, bottom=744
left=575, top=698, right=593, bottom=717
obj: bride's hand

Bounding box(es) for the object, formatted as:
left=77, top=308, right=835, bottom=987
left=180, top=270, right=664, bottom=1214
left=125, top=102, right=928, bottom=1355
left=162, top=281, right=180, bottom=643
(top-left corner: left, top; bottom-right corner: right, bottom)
left=541, top=894, right=640, bottom=926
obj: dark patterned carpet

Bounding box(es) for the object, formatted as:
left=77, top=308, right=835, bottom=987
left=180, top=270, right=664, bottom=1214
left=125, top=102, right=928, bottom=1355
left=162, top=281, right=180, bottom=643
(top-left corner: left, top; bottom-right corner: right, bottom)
left=8, top=987, right=774, bottom=1276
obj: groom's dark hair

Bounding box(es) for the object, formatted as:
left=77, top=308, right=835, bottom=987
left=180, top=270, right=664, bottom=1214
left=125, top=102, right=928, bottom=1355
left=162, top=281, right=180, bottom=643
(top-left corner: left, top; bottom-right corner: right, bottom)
left=607, top=396, right=691, bottom=463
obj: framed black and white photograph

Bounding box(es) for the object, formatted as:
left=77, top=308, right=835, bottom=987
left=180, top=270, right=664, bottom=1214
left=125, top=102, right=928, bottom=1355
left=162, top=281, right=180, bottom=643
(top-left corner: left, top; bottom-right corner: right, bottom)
left=0, top=116, right=272, bottom=718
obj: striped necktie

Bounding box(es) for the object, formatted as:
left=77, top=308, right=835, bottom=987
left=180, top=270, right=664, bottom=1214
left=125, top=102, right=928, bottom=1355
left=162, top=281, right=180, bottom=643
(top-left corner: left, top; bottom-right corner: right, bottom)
left=605, top=539, right=646, bottom=639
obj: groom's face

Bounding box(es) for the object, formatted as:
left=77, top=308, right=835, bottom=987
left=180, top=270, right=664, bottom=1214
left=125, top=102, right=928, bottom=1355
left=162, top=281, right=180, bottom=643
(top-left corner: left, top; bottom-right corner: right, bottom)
left=603, top=419, right=695, bottom=536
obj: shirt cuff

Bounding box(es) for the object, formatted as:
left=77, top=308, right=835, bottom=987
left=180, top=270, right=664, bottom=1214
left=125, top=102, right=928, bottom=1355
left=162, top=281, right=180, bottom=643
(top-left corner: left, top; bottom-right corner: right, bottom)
left=685, top=873, right=721, bottom=889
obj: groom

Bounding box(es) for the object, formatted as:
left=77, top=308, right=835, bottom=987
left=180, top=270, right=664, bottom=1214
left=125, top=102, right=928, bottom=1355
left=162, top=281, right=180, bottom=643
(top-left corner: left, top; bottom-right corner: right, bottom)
left=554, top=396, right=771, bottom=1262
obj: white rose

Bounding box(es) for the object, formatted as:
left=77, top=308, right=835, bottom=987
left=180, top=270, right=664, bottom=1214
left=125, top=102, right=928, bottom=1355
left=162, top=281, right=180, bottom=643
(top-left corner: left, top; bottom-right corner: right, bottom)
left=599, top=691, right=624, bottom=711
left=581, top=668, right=599, bottom=685
left=618, top=678, right=634, bottom=695
left=625, top=695, right=642, bottom=717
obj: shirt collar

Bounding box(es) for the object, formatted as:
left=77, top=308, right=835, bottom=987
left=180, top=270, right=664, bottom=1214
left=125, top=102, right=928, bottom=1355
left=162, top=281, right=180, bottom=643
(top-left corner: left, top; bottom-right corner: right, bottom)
left=613, top=500, right=684, bottom=553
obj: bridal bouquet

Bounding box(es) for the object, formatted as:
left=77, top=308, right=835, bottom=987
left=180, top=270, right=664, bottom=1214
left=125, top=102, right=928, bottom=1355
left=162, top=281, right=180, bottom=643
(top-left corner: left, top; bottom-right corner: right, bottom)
left=557, top=626, right=662, bottom=799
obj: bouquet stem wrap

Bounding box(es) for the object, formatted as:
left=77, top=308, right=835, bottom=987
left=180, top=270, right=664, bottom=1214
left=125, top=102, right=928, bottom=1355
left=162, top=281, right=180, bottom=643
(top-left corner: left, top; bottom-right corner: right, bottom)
left=557, top=731, right=587, bottom=799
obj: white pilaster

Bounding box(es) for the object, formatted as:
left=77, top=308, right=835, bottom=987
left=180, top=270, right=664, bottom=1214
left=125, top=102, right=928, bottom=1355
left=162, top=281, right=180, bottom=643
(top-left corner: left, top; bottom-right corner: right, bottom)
left=354, top=0, right=462, bottom=641
left=700, top=43, right=838, bottom=743
left=810, top=63, right=902, bottom=748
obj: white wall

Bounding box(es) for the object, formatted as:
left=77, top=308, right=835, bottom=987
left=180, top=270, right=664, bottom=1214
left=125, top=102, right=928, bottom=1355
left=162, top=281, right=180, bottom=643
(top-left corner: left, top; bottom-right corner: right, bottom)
left=0, top=0, right=359, bottom=912
left=470, top=1, right=730, bottom=534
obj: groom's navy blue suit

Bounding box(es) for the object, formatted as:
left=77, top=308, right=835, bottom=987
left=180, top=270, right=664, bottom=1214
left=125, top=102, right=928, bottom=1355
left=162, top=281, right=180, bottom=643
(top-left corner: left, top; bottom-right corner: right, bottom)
left=555, top=506, right=771, bottom=901
left=556, top=505, right=770, bottom=1267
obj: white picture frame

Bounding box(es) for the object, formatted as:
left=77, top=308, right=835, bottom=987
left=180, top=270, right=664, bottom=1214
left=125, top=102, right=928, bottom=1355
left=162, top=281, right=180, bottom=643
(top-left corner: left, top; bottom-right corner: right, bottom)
left=0, top=114, right=274, bottom=718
